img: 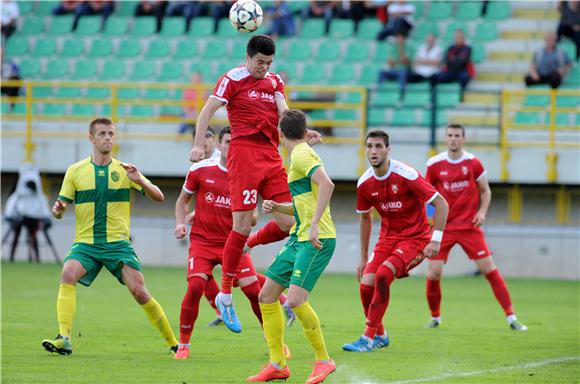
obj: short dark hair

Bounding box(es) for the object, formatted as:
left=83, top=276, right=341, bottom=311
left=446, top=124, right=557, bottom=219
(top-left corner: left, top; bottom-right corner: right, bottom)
left=89, top=117, right=113, bottom=135
left=247, top=34, right=276, bottom=57
left=446, top=123, right=465, bottom=137
left=192, top=126, right=216, bottom=139
left=280, top=109, right=307, bottom=140
left=218, top=126, right=231, bottom=143
left=366, top=130, right=389, bottom=147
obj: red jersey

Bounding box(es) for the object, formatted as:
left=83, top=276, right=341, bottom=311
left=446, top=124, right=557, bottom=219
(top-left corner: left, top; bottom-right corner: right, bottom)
left=357, top=159, right=439, bottom=241
left=182, top=158, right=232, bottom=244
left=426, top=151, right=486, bottom=230
left=210, top=66, right=285, bottom=148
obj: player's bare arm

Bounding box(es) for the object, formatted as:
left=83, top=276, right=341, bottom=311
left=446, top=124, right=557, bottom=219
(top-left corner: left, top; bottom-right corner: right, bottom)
left=308, top=167, right=335, bottom=250
left=120, top=162, right=164, bottom=202
left=262, top=200, right=294, bottom=216
left=423, top=194, right=449, bottom=259
left=52, top=199, right=68, bottom=219
left=473, top=176, right=491, bottom=227
left=189, top=97, right=225, bottom=162
left=175, top=189, right=194, bottom=239
left=358, top=211, right=372, bottom=282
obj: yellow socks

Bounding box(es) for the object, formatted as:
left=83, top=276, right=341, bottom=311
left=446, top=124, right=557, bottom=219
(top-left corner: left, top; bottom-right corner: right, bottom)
left=57, top=283, right=76, bottom=338
left=141, top=298, right=178, bottom=347
left=293, top=302, right=330, bottom=361
left=260, top=302, right=286, bottom=367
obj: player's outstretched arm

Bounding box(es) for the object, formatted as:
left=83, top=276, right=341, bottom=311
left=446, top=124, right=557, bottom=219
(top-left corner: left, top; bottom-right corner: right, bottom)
left=358, top=211, right=372, bottom=281
left=190, top=97, right=224, bottom=162
left=423, top=194, right=449, bottom=258
left=262, top=200, right=293, bottom=216
left=308, top=167, right=335, bottom=249
left=52, top=199, right=68, bottom=219
left=175, top=190, right=193, bottom=239
left=121, top=162, right=164, bottom=202
left=474, top=176, right=491, bottom=227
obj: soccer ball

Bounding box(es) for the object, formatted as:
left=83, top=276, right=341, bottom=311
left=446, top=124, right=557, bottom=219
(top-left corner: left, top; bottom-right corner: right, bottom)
left=229, top=0, right=263, bottom=33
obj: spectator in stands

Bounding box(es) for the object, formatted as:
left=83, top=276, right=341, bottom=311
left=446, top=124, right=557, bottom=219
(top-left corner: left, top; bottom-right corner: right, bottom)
left=266, top=1, right=295, bottom=39
left=525, top=31, right=572, bottom=89
left=166, top=1, right=203, bottom=33
left=333, top=1, right=372, bottom=32
left=431, top=29, right=474, bottom=92
left=302, top=0, right=336, bottom=34
left=378, top=34, right=411, bottom=98
left=179, top=72, right=205, bottom=134
left=72, top=1, right=115, bottom=31
left=52, top=1, right=80, bottom=16
left=135, top=1, right=169, bottom=33
left=208, top=1, right=231, bottom=33
left=377, top=0, right=415, bottom=41
left=557, top=1, right=580, bottom=60
left=1, top=49, right=21, bottom=111
left=1, top=0, right=19, bottom=41
left=408, top=33, right=443, bottom=84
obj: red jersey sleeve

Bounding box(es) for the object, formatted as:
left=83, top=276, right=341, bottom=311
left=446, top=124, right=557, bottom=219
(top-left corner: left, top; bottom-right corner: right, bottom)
left=472, top=158, right=486, bottom=181
left=356, top=186, right=372, bottom=213
left=211, top=73, right=235, bottom=104
left=183, top=169, right=199, bottom=194
left=425, top=163, right=436, bottom=185
left=274, top=74, right=285, bottom=99
left=407, top=175, right=439, bottom=205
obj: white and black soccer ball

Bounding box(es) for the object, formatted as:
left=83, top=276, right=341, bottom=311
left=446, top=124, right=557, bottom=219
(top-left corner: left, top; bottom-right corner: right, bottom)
left=229, top=0, right=263, bottom=33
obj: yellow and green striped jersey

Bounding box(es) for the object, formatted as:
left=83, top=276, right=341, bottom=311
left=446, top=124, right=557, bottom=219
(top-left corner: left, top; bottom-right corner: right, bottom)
left=287, top=143, right=336, bottom=241
left=58, top=157, right=147, bottom=244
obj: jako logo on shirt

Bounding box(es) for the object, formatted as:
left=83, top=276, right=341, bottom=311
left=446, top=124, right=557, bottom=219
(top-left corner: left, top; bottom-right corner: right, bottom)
left=205, top=192, right=214, bottom=203
left=380, top=201, right=403, bottom=211
left=215, top=195, right=231, bottom=206
left=449, top=180, right=469, bottom=191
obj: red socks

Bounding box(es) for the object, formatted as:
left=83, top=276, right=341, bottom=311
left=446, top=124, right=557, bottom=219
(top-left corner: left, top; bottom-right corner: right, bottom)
left=204, top=277, right=221, bottom=316
left=246, top=220, right=288, bottom=248
left=485, top=269, right=514, bottom=316
left=360, top=283, right=384, bottom=336
left=221, top=231, right=248, bottom=294
left=426, top=279, right=442, bottom=318
left=364, top=265, right=395, bottom=339
left=180, top=277, right=206, bottom=344
left=241, top=280, right=263, bottom=324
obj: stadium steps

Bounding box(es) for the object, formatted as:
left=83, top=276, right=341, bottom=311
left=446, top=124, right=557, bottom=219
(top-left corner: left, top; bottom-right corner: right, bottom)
left=463, top=92, right=500, bottom=105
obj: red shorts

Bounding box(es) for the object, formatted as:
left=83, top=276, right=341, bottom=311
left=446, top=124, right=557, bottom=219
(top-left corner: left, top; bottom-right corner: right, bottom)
left=431, top=228, right=491, bottom=262
left=187, top=242, right=256, bottom=281
left=364, top=238, right=430, bottom=279
left=227, top=138, right=292, bottom=212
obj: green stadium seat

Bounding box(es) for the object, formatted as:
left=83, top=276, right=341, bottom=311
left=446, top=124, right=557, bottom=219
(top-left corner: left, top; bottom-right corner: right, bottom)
left=230, top=42, right=247, bottom=59
left=338, top=92, right=363, bottom=103
left=427, top=2, right=452, bottom=20
left=4, top=103, right=27, bottom=115
left=472, top=44, right=486, bottom=63
left=549, top=113, right=574, bottom=127
left=402, top=91, right=430, bottom=107
left=411, top=21, right=438, bottom=41
left=42, top=104, right=66, bottom=116
left=345, top=42, right=370, bottom=62
left=72, top=104, right=96, bottom=117
left=32, top=87, right=52, bottom=98
left=514, top=112, right=541, bottom=125
left=18, top=1, right=34, bottom=15
left=455, top=2, right=482, bottom=20
left=87, top=39, right=113, bottom=57
left=54, top=87, right=81, bottom=98
left=328, top=63, right=354, bottom=84
left=190, top=63, right=214, bottom=81
left=217, top=61, right=239, bottom=76
left=101, top=104, right=126, bottom=117
left=76, top=16, right=101, bottom=35
left=421, top=109, right=447, bottom=126
left=556, top=95, right=579, bottom=107
left=18, top=59, right=41, bottom=78
left=373, top=42, right=390, bottom=63
left=44, top=59, right=69, bottom=79
left=4, top=37, right=28, bottom=57
left=372, top=91, right=399, bottom=107
left=272, top=63, right=297, bottom=80
left=315, top=41, right=340, bottom=62
left=36, top=1, right=59, bottom=16
left=60, top=38, right=85, bottom=57
left=378, top=81, right=399, bottom=91
left=145, top=39, right=170, bottom=58
left=437, top=83, right=462, bottom=92
left=356, top=19, right=382, bottom=40
left=129, top=105, right=155, bottom=117
left=118, top=88, right=141, bottom=100
left=559, top=41, right=576, bottom=62
left=407, top=82, right=430, bottom=92
left=368, top=108, right=387, bottom=126
left=31, top=38, right=56, bottom=57
left=444, top=21, right=469, bottom=42
left=409, top=1, right=423, bottom=18
left=391, top=109, right=415, bottom=126
left=47, top=16, right=73, bottom=35
left=286, top=41, right=311, bottom=61
left=299, top=65, right=325, bottom=84
left=359, top=64, right=382, bottom=86
left=328, top=19, right=354, bottom=38
left=174, top=40, right=198, bottom=59
left=129, top=62, right=156, bottom=81
left=101, top=60, right=125, bottom=80
left=16, top=17, right=44, bottom=35
left=473, top=22, right=499, bottom=42
left=103, top=17, right=129, bottom=36
left=70, top=60, right=97, bottom=80
left=298, top=19, right=325, bottom=39
left=523, top=94, right=550, bottom=107
left=86, top=88, right=111, bottom=99
left=287, top=1, right=309, bottom=13
left=484, top=2, right=511, bottom=20
left=161, top=17, right=185, bottom=36
left=437, top=90, right=461, bottom=108
left=160, top=104, right=183, bottom=115
left=217, top=18, right=238, bottom=37
left=131, top=17, right=156, bottom=36
left=189, top=17, right=213, bottom=37
left=334, top=109, right=357, bottom=120
left=143, top=89, right=167, bottom=100
left=307, top=110, right=327, bottom=121
left=117, top=39, right=141, bottom=58
left=116, top=1, right=139, bottom=16
left=158, top=61, right=183, bottom=82
left=203, top=41, right=228, bottom=59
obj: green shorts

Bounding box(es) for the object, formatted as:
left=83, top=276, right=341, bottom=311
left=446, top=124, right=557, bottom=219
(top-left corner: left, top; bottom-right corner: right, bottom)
left=266, top=238, right=335, bottom=292
left=64, top=241, right=141, bottom=287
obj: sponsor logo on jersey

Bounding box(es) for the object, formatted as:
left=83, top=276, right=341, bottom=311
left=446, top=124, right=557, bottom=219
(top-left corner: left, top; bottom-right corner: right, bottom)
left=248, top=90, right=259, bottom=100
left=293, top=269, right=302, bottom=277
left=395, top=248, right=404, bottom=254
left=380, top=201, right=403, bottom=211
left=391, top=184, right=399, bottom=194
left=449, top=180, right=469, bottom=191
left=205, top=178, right=215, bottom=184
left=241, top=268, right=250, bottom=273
left=111, top=171, right=119, bottom=182
left=440, top=171, right=448, bottom=175
left=216, top=77, right=229, bottom=97
left=98, top=170, right=105, bottom=177
left=371, top=192, right=379, bottom=196
left=462, top=166, right=468, bottom=175
left=205, top=192, right=214, bottom=203
left=215, top=195, right=231, bottom=206
left=477, top=250, right=486, bottom=255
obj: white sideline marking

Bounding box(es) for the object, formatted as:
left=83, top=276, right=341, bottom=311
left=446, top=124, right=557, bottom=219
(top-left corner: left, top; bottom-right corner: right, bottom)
left=385, top=356, right=580, bottom=384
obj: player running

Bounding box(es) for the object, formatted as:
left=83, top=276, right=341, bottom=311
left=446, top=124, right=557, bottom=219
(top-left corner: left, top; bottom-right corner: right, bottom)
left=247, top=110, right=336, bottom=384
left=343, top=130, right=449, bottom=352
left=189, top=35, right=320, bottom=333
left=42, top=118, right=178, bottom=355
left=424, top=124, right=528, bottom=331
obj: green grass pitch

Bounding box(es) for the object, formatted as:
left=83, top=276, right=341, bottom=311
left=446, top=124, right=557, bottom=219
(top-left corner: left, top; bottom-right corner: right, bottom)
left=2, top=263, right=579, bottom=383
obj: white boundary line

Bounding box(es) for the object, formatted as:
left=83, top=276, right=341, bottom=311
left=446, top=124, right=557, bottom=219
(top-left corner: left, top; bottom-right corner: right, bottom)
left=384, top=356, right=580, bottom=384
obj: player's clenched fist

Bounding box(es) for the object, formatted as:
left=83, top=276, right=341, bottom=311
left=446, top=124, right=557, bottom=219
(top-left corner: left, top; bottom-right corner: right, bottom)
left=189, top=145, right=205, bottom=163
left=174, top=224, right=188, bottom=239
left=422, top=241, right=441, bottom=259
left=262, top=199, right=276, bottom=214
left=52, top=199, right=68, bottom=219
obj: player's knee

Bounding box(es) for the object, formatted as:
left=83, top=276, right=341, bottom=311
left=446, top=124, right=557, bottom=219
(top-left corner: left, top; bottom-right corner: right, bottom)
left=427, top=270, right=442, bottom=281
left=60, top=268, right=79, bottom=284
left=258, top=289, right=277, bottom=304
left=131, top=285, right=151, bottom=304
left=286, top=297, right=305, bottom=309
